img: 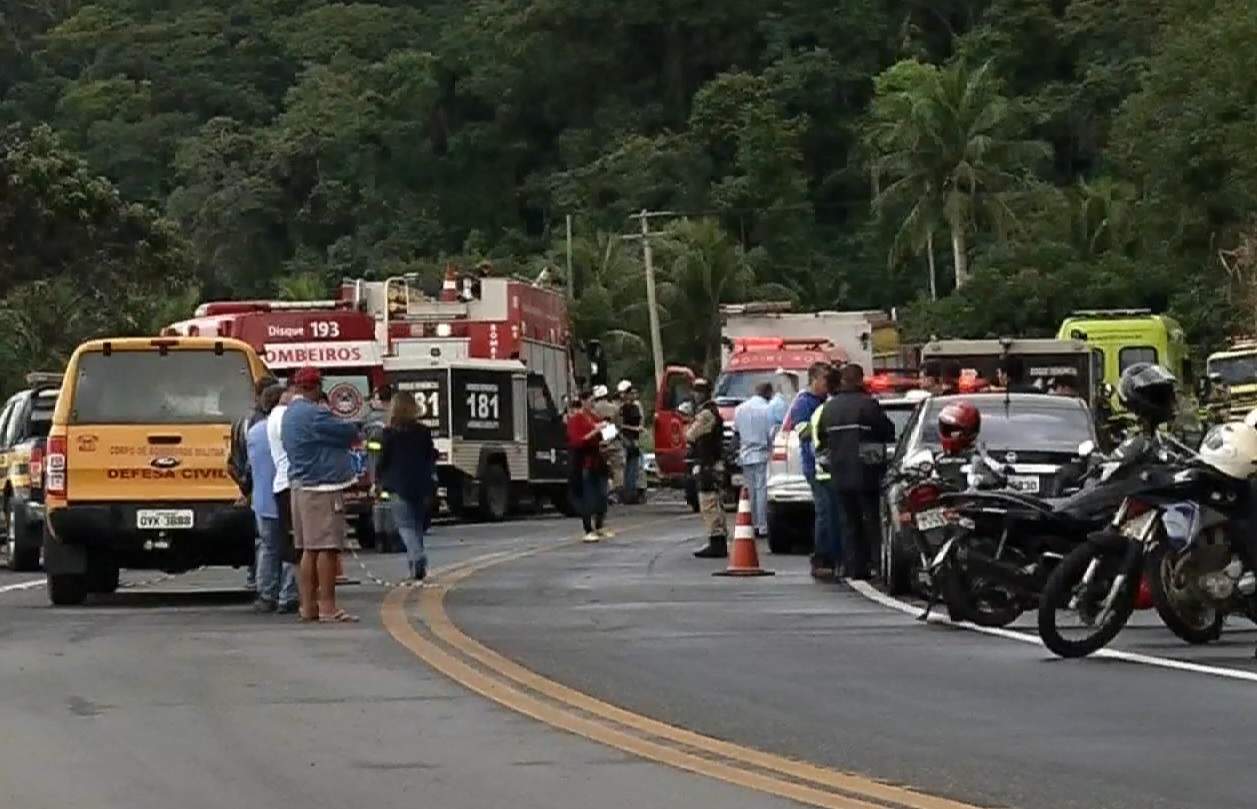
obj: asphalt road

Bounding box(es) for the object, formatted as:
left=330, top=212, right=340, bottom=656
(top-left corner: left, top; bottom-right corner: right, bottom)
left=4, top=501, right=1256, bottom=809
left=1, top=508, right=805, bottom=809
left=449, top=506, right=1257, bottom=809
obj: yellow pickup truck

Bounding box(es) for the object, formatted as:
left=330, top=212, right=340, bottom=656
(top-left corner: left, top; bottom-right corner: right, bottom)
left=0, top=373, right=62, bottom=571
left=43, top=336, right=270, bottom=605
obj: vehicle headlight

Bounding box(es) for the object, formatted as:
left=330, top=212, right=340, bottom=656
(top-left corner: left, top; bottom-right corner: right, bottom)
left=1119, top=510, right=1157, bottom=540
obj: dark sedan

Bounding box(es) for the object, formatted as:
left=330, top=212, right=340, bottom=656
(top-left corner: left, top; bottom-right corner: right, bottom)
left=880, top=393, right=1098, bottom=594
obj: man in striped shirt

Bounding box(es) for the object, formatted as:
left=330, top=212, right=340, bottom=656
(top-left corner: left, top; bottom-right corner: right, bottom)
left=733, top=382, right=775, bottom=536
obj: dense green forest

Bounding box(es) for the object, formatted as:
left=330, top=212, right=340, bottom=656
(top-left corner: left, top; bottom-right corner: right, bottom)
left=2, top=0, right=1256, bottom=392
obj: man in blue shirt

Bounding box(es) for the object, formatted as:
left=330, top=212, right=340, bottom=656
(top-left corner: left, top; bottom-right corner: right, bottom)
left=247, top=384, right=298, bottom=613
left=282, top=367, right=361, bottom=623
left=733, top=382, right=775, bottom=536
left=787, top=362, right=839, bottom=579
left=767, top=370, right=791, bottom=433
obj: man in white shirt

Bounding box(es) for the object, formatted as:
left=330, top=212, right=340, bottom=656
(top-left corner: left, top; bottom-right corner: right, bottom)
left=733, top=382, right=775, bottom=537
left=267, top=386, right=295, bottom=565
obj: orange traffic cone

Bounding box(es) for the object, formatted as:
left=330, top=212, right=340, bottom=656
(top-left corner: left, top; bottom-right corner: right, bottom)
left=714, top=487, right=774, bottom=577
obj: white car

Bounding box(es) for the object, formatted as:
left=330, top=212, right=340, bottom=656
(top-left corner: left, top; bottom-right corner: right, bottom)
left=765, top=393, right=925, bottom=554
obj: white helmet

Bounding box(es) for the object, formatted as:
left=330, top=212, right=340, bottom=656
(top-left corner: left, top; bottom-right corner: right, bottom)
left=616, top=379, right=633, bottom=394
left=592, top=384, right=609, bottom=399
left=1199, top=421, right=1257, bottom=479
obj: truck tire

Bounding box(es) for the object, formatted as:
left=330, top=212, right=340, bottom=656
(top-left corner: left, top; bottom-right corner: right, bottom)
left=551, top=488, right=578, bottom=517
left=48, top=574, right=88, bottom=606
left=684, top=477, right=699, bottom=513
left=479, top=463, right=510, bottom=522
left=767, top=503, right=794, bottom=555
left=87, top=557, right=120, bottom=595
left=6, top=500, right=40, bottom=572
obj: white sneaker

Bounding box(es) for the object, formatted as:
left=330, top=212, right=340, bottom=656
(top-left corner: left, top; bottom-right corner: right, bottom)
left=583, top=531, right=602, bottom=543
left=598, top=528, right=615, bottom=539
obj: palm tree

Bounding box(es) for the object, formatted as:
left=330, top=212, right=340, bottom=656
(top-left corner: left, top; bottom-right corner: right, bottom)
left=654, top=219, right=790, bottom=376
left=1072, top=176, right=1138, bottom=257
left=869, top=60, right=1050, bottom=288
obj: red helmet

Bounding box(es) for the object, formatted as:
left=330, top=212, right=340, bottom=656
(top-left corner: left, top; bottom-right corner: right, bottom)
left=938, top=400, right=980, bottom=455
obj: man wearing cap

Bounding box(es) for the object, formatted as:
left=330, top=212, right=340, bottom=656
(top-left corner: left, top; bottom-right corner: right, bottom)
left=617, top=380, right=644, bottom=502
left=593, top=384, right=626, bottom=499
left=686, top=377, right=728, bottom=557
left=282, top=366, right=362, bottom=623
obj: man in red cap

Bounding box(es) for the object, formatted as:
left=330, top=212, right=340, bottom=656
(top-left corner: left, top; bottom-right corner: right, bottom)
left=280, top=366, right=362, bottom=622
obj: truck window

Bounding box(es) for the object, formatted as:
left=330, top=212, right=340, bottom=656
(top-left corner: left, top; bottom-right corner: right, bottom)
left=714, top=371, right=799, bottom=403
left=71, top=350, right=254, bottom=425
left=666, top=375, right=693, bottom=409
left=29, top=392, right=56, bottom=438
left=527, top=375, right=557, bottom=417
left=0, top=396, right=19, bottom=447
left=1119, top=346, right=1158, bottom=372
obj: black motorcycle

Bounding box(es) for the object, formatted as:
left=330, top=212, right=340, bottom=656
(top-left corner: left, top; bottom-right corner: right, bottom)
left=886, top=446, right=1042, bottom=625
left=1037, top=444, right=1254, bottom=658
left=927, top=434, right=1177, bottom=628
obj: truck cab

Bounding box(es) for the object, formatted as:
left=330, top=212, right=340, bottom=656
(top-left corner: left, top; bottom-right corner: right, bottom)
left=1057, top=309, right=1191, bottom=391
left=0, top=373, right=61, bottom=570
left=1206, top=339, right=1257, bottom=418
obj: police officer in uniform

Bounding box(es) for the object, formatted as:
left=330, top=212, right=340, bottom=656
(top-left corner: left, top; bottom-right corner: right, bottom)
left=686, top=378, right=728, bottom=558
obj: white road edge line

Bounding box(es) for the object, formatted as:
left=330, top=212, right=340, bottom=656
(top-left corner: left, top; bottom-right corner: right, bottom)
left=848, top=579, right=1257, bottom=685
left=0, top=578, right=44, bottom=594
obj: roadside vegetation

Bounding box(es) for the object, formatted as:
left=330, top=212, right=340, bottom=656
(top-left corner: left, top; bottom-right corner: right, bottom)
left=2, top=0, right=1255, bottom=392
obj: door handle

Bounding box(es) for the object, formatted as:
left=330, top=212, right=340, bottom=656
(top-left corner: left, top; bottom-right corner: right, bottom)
left=147, top=434, right=183, bottom=445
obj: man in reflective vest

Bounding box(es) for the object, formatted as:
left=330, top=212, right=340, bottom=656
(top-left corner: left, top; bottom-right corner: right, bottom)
left=817, top=363, right=895, bottom=580
left=805, top=366, right=844, bottom=579
left=686, top=378, right=728, bottom=558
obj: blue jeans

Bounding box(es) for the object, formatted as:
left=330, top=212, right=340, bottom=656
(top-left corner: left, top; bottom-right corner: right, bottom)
left=741, top=462, right=768, bottom=534
left=623, top=440, right=640, bottom=498
left=256, top=515, right=298, bottom=605
left=391, top=497, right=427, bottom=577
left=809, top=478, right=843, bottom=566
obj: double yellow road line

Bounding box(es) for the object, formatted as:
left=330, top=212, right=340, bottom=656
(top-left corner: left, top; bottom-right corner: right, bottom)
left=381, top=528, right=993, bottom=809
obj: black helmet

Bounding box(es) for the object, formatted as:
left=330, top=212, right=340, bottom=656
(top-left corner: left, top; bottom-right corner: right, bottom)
left=1117, top=363, right=1177, bottom=423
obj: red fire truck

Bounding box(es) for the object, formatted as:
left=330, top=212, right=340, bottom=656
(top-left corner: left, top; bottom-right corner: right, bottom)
left=342, top=270, right=578, bottom=520
left=164, top=300, right=387, bottom=542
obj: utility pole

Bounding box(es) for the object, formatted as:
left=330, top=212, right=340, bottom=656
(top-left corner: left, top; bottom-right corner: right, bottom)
left=565, top=214, right=574, bottom=302
left=624, top=210, right=670, bottom=387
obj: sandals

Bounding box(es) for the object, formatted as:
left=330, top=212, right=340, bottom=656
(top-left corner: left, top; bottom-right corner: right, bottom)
left=318, top=609, right=360, bottom=624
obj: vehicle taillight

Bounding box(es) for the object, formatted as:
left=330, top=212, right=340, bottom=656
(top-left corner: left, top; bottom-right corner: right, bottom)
left=46, top=435, right=67, bottom=497
left=29, top=445, right=44, bottom=488
left=902, top=482, right=941, bottom=515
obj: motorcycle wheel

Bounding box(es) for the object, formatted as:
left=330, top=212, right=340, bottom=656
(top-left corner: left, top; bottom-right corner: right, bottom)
left=938, top=562, right=1024, bottom=628
left=1146, top=544, right=1224, bottom=645
left=1037, top=540, right=1140, bottom=659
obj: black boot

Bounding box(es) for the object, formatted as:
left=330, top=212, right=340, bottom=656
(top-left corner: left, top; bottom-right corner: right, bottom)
left=693, top=536, right=728, bottom=559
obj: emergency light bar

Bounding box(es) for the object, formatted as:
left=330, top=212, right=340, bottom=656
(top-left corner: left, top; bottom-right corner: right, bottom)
left=195, top=300, right=351, bottom=317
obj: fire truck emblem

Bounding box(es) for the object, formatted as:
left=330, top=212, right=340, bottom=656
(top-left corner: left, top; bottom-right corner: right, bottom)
left=327, top=383, right=365, bottom=420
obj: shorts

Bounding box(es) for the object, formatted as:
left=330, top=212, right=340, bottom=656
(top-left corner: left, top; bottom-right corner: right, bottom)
left=291, top=485, right=348, bottom=551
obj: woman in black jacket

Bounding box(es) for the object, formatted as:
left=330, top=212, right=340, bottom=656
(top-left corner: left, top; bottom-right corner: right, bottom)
left=376, top=392, right=437, bottom=582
